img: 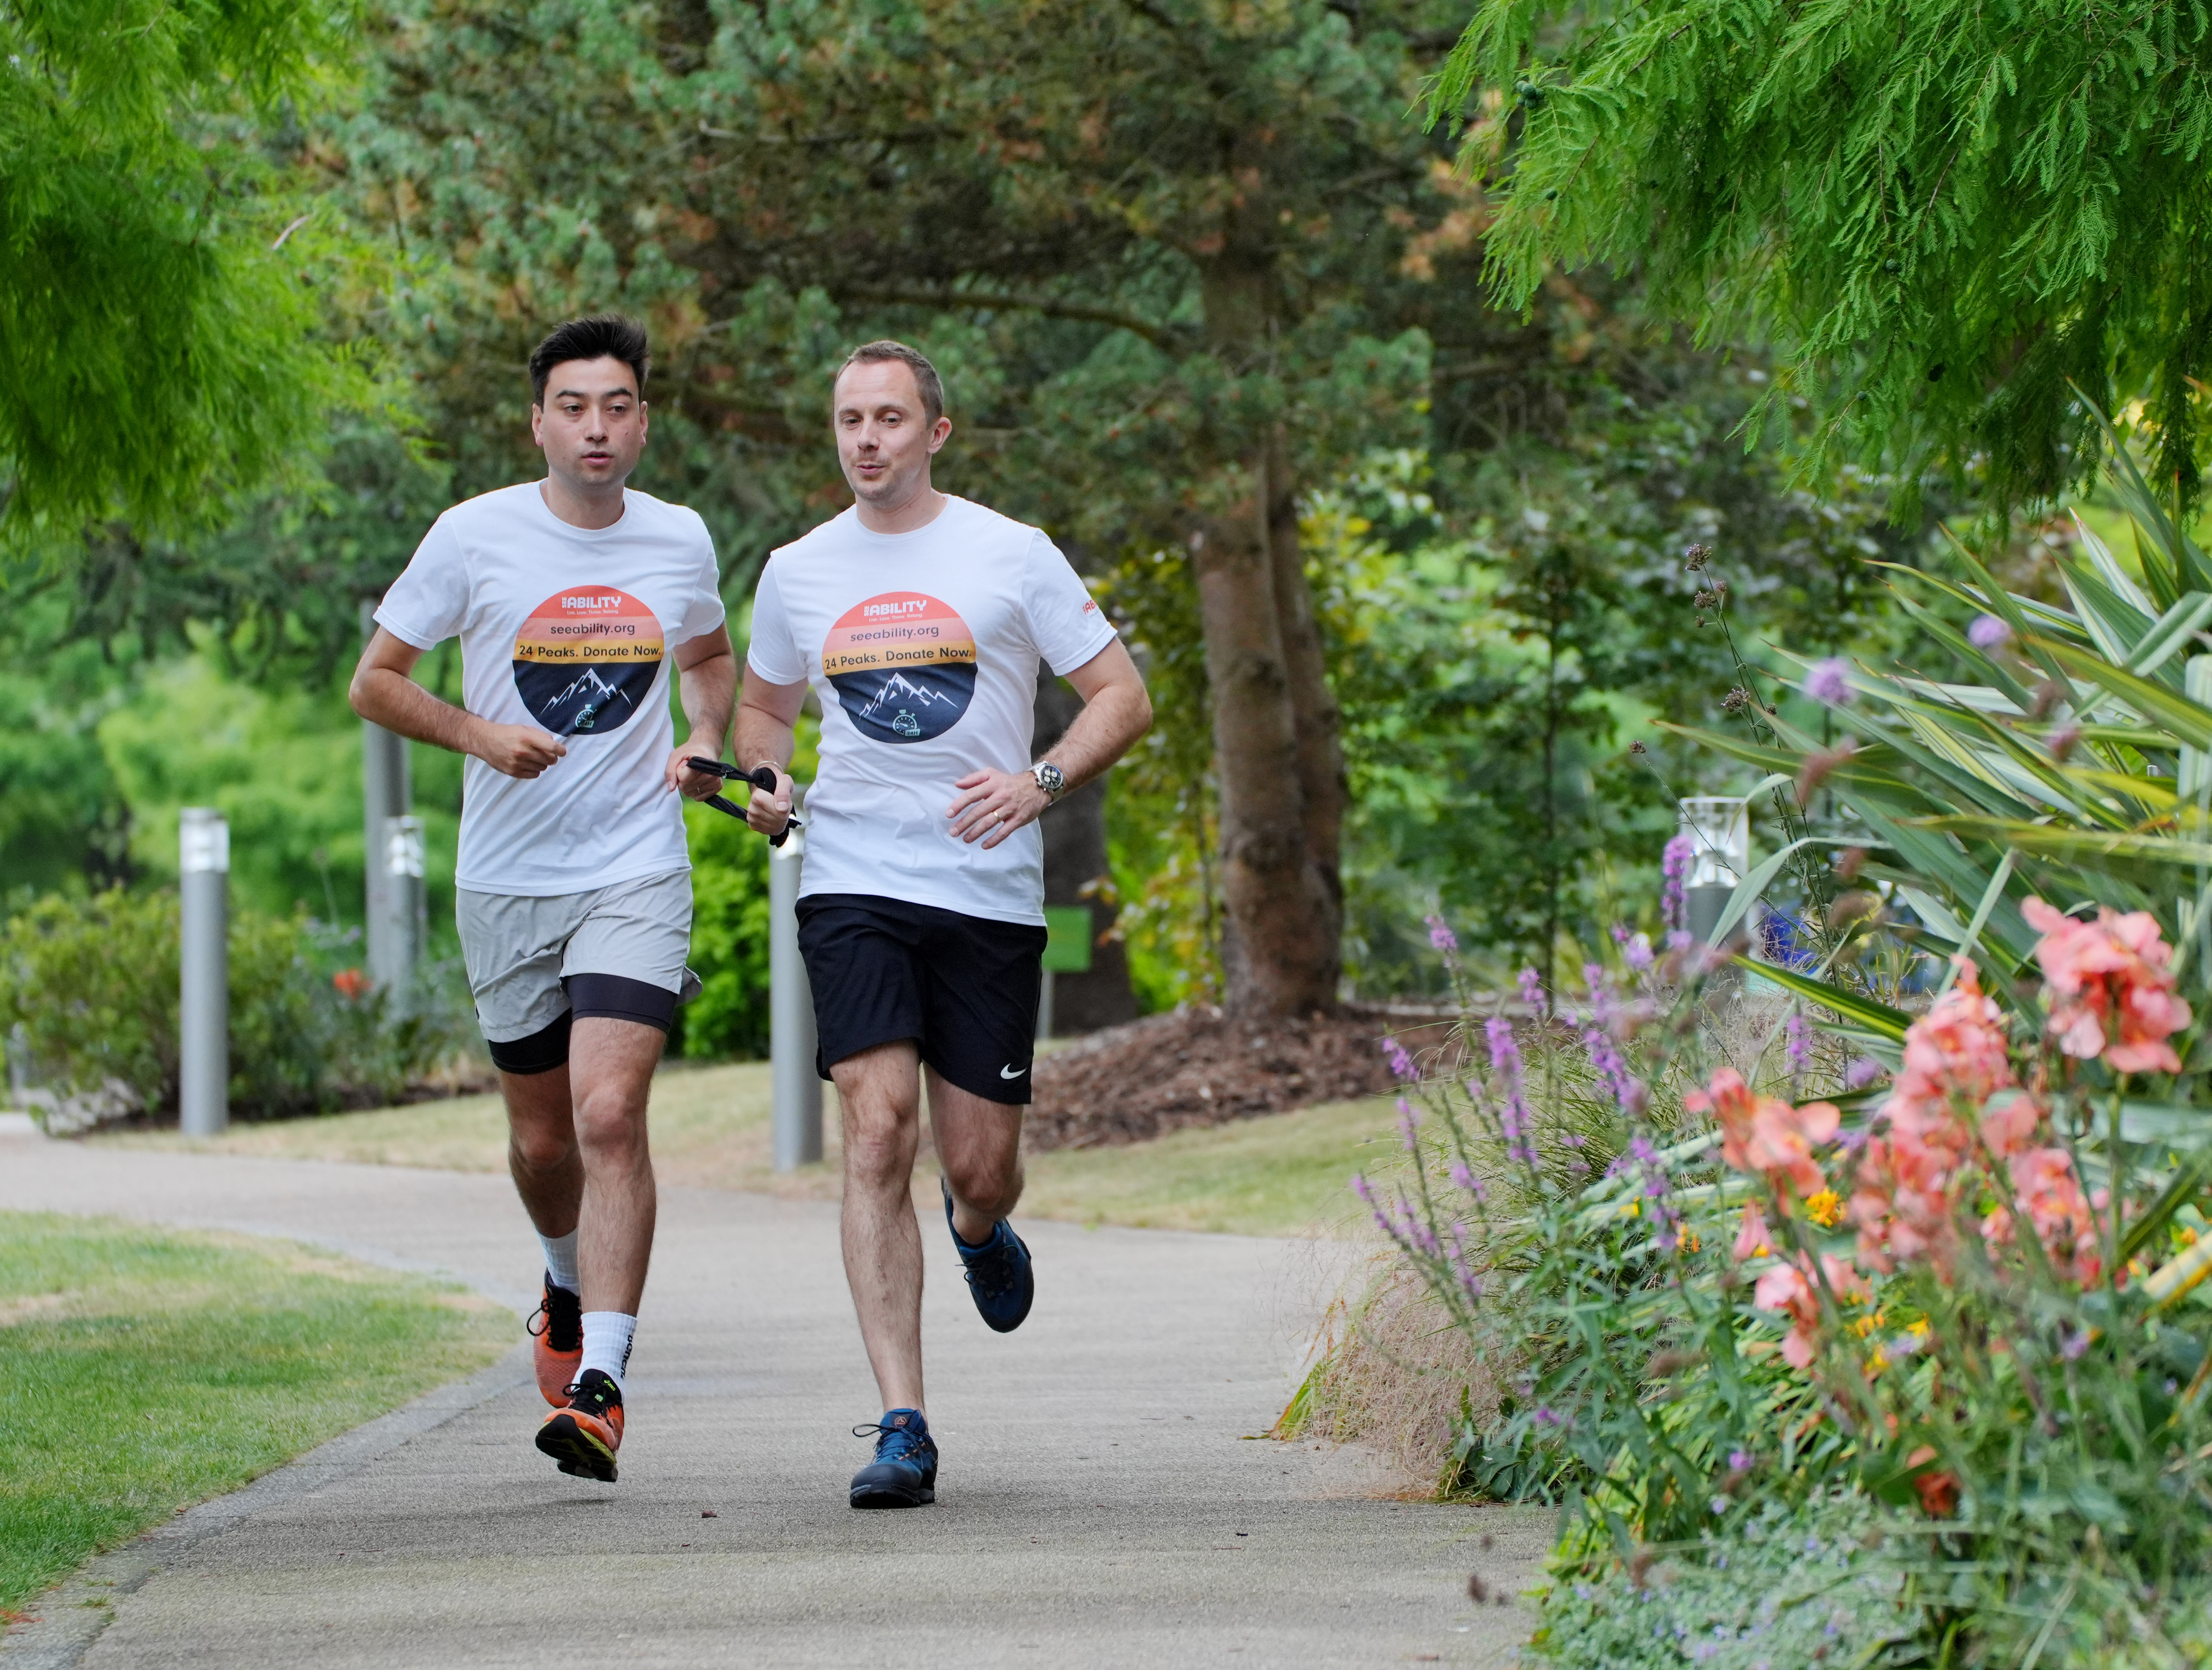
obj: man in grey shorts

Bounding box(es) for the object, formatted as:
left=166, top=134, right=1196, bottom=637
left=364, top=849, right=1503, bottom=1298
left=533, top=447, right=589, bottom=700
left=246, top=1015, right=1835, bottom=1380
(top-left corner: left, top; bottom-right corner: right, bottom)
left=350, top=315, right=732, bottom=1483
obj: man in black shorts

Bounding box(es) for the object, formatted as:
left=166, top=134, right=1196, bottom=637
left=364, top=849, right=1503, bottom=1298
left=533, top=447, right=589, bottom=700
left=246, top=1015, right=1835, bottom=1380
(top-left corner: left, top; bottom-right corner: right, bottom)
left=735, top=340, right=1151, bottom=1508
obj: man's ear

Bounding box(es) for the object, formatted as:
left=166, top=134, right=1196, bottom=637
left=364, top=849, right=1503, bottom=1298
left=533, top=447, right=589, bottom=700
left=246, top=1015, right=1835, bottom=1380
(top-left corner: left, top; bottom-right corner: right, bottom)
left=530, top=402, right=544, bottom=447
left=927, top=416, right=953, bottom=454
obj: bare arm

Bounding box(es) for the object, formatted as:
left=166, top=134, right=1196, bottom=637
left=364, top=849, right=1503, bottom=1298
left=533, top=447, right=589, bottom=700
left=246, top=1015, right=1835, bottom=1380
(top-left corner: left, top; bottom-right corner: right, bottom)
left=661, top=624, right=738, bottom=799
left=947, top=637, right=1152, bottom=849
left=349, top=627, right=568, bottom=779
left=732, top=661, right=809, bottom=835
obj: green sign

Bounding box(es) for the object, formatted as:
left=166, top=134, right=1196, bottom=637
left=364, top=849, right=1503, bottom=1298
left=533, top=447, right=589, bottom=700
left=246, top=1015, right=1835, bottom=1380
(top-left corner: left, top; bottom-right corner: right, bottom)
left=1042, top=906, right=1094, bottom=973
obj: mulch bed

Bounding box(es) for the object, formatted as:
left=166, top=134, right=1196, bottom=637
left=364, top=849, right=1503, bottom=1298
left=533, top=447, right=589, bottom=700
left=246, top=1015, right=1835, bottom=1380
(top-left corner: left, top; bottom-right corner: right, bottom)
left=1025, top=1002, right=1458, bottom=1151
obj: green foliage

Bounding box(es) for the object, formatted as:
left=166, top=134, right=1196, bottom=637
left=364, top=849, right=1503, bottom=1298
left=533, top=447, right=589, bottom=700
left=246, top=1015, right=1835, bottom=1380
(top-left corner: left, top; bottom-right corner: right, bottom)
left=1526, top=1490, right=1926, bottom=1667
left=1435, top=0, right=2212, bottom=510
left=674, top=801, right=769, bottom=1061
left=0, top=0, right=373, bottom=538
left=1364, top=445, right=2212, bottom=1659
left=0, top=890, right=471, bottom=1123
left=0, top=1211, right=508, bottom=1615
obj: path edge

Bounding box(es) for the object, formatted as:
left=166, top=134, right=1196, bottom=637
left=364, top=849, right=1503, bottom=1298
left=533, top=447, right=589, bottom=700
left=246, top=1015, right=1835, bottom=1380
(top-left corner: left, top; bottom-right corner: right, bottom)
left=0, top=1338, right=530, bottom=1668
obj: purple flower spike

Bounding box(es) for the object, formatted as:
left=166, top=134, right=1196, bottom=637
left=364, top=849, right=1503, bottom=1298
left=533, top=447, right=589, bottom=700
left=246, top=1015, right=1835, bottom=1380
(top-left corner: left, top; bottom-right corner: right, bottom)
left=1967, top=613, right=2013, bottom=650
left=1382, top=1036, right=1416, bottom=1081
left=1623, top=933, right=1654, bottom=972
left=1845, top=1056, right=1887, bottom=1091
left=1728, top=1449, right=1751, bottom=1473
left=1805, top=658, right=1853, bottom=706
left=1397, top=1098, right=1420, bottom=1152
left=1518, top=967, right=1545, bottom=1010
left=1785, top=1011, right=1812, bottom=1074
left=1351, top=1172, right=1374, bottom=1204
left=1426, top=914, right=1460, bottom=955
left=1448, top=1161, right=1475, bottom=1192
left=1661, top=834, right=1693, bottom=930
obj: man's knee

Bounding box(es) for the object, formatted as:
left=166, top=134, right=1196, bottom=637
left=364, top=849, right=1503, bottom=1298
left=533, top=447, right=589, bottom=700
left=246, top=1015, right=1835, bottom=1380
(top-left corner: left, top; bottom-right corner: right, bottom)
left=945, top=1151, right=1022, bottom=1216
left=508, top=1122, right=576, bottom=1173
left=572, top=1084, right=648, bottom=1164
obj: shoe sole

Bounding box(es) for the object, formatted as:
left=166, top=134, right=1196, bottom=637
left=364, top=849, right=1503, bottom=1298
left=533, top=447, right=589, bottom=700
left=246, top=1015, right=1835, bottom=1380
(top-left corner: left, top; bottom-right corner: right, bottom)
left=849, top=1483, right=935, bottom=1509
left=537, top=1413, right=619, bottom=1483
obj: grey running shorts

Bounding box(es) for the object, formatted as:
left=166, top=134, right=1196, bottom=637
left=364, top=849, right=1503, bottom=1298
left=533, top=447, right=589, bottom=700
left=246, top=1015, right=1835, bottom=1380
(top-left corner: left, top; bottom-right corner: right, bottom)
left=456, top=869, right=700, bottom=1071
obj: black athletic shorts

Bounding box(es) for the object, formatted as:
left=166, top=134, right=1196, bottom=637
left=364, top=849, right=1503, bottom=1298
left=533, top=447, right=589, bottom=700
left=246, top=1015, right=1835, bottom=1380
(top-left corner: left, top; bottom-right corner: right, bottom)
left=795, top=893, right=1048, bottom=1105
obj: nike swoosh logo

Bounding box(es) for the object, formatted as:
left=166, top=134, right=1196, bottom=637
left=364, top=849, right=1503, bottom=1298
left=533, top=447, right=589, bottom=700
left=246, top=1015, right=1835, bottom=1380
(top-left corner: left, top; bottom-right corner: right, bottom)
left=1000, top=1064, right=1028, bottom=1079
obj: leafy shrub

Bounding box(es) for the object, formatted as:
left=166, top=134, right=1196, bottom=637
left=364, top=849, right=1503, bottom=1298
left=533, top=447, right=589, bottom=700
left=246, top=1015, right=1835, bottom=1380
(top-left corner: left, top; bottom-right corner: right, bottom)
left=1358, top=432, right=2212, bottom=1661
left=675, top=803, right=769, bottom=1060
left=1527, top=1490, right=1924, bottom=1668
left=0, top=889, right=473, bottom=1127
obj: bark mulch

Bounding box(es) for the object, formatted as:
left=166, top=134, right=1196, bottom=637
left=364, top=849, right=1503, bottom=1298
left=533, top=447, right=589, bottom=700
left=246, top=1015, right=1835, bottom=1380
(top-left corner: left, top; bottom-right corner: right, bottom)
left=1025, top=1002, right=1458, bottom=1152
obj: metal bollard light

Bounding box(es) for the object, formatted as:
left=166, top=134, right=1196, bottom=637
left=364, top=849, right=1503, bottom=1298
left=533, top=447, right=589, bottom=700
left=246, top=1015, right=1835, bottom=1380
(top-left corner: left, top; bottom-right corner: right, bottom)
left=376, top=814, right=427, bottom=1012
left=179, top=808, right=230, bottom=1136
left=769, top=787, right=822, bottom=1171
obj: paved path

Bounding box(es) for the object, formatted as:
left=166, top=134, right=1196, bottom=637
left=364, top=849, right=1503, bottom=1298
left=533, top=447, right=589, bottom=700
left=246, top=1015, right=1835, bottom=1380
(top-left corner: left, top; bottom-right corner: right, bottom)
left=0, top=1133, right=1544, bottom=1667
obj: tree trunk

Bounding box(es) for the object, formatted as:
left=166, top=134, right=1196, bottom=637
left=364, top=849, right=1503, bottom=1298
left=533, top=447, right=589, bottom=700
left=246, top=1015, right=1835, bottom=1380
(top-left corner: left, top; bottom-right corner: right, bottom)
left=1264, top=423, right=1345, bottom=939
left=1193, top=257, right=1344, bottom=1020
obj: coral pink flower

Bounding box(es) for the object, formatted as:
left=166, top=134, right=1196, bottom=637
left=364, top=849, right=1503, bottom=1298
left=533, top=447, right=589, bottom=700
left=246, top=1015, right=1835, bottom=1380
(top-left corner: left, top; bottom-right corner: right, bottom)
left=2022, top=898, right=2192, bottom=1075
left=1689, top=1068, right=1839, bottom=1202
left=1752, top=1254, right=1865, bottom=1369
left=2008, top=1145, right=2103, bottom=1285
left=1733, top=1199, right=1775, bottom=1261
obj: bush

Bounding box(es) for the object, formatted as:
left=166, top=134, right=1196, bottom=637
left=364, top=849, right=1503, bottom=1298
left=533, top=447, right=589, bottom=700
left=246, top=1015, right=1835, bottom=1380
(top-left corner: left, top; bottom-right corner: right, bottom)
left=0, top=889, right=473, bottom=1128
left=675, top=802, right=770, bottom=1060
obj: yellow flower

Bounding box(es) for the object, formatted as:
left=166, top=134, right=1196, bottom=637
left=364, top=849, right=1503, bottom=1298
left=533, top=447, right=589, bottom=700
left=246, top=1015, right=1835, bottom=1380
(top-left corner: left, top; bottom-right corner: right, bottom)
left=1907, top=1318, right=1929, bottom=1339
left=1804, top=1189, right=1845, bottom=1229
left=1867, top=1346, right=1891, bottom=1374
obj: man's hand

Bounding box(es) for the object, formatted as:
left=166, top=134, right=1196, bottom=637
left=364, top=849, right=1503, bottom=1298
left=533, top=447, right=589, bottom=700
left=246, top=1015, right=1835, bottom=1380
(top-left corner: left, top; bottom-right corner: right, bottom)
left=664, top=738, right=726, bottom=800
left=946, top=768, right=1051, bottom=849
left=472, top=721, right=567, bottom=779
left=746, top=765, right=794, bottom=838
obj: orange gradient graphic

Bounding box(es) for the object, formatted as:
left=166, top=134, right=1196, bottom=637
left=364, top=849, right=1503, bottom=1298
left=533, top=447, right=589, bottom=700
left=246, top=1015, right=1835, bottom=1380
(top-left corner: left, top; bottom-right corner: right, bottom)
left=823, top=593, right=975, bottom=676
left=514, top=588, right=664, bottom=663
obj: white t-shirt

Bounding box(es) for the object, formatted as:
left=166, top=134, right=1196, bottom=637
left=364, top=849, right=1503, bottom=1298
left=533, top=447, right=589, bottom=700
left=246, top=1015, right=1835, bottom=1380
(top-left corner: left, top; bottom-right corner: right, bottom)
left=747, top=497, right=1119, bottom=925
left=376, top=482, right=725, bottom=897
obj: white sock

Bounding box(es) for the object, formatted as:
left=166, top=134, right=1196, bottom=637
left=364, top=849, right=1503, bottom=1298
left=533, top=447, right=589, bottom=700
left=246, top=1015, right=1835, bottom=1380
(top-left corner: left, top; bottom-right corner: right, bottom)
left=579, top=1312, right=636, bottom=1389
left=539, top=1230, right=580, bottom=1294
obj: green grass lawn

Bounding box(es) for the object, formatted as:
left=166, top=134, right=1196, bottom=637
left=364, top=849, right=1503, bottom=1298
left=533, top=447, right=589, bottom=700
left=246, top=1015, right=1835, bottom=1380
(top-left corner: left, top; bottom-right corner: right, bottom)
left=0, top=1213, right=511, bottom=1618
left=97, top=1060, right=1399, bottom=1237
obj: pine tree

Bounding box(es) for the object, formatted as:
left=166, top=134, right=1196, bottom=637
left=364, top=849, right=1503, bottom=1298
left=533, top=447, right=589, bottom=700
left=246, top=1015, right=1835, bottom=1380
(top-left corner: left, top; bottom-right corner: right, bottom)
left=1434, top=0, right=2212, bottom=509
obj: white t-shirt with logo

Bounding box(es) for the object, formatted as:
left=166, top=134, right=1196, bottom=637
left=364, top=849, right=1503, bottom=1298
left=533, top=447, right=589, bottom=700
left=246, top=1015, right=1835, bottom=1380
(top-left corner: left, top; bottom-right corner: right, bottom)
left=746, top=496, right=1119, bottom=926
left=376, top=482, right=725, bottom=897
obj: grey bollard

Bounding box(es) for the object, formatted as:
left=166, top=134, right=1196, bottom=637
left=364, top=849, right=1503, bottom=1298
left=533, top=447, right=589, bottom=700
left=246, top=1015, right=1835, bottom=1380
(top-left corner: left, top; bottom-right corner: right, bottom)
left=770, top=789, right=822, bottom=1170
left=376, top=814, right=427, bottom=1012
left=179, top=808, right=229, bottom=1136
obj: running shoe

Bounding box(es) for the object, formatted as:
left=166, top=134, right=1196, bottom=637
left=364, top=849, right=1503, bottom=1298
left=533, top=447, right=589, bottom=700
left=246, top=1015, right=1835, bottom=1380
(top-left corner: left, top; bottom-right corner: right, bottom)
left=849, top=1409, right=937, bottom=1509
left=943, top=1176, right=1035, bottom=1333
left=537, top=1368, right=624, bottom=1483
left=527, top=1273, right=583, bottom=1406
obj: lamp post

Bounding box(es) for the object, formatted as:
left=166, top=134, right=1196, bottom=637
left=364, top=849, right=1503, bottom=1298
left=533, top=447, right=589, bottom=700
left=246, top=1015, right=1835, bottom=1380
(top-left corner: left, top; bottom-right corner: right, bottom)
left=179, top=807, right=229, bottom=1136
left=770, top=786, right=821, bottom=1171
left=1678, top=796, right=1750, bottom=949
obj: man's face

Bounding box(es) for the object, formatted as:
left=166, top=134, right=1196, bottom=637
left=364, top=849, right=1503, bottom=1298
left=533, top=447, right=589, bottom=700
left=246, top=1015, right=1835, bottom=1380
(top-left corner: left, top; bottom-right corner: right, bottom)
left=532, top=357, right=647, bottom=489
left=833, top=359, right=950, bottom=508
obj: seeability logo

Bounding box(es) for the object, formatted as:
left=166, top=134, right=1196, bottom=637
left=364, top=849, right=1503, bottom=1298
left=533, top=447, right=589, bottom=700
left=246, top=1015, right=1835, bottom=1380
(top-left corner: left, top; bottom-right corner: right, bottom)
left=821, top=592, right=977, bottom=744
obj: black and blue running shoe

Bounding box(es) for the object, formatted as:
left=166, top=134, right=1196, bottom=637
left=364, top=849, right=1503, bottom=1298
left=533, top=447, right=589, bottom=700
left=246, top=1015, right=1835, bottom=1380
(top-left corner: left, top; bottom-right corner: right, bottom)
left=850, top=1408, right=937, bottom=1509
left=942, top=1176, right=1035, bottom=1333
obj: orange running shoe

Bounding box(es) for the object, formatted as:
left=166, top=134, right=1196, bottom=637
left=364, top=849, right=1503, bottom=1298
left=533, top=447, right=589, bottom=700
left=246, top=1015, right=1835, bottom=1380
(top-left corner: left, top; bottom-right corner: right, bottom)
left=537, top=1368, right=624, bottom=1482
left=527, top=1275, right=583, bottom=1407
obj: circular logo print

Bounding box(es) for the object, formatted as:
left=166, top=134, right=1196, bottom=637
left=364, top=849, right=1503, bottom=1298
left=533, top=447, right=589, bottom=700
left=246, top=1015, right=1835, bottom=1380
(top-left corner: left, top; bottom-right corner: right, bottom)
left=512, top=587, right=664, bottom=737
left=822, top=592, right=976, bottom=745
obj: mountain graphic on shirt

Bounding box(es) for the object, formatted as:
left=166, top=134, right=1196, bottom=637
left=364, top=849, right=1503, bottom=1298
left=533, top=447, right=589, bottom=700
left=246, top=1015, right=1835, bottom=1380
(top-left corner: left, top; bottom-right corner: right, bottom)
left=834, top=660, right=978, bottom=745
left=513, top=656, right=658, bottom=737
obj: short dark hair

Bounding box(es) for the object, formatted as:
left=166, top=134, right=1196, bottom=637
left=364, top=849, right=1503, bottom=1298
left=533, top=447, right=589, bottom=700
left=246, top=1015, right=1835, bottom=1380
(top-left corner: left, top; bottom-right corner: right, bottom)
left=529, top=315, right=650, bottom=405
left=836, top=340, right=944, bottom=425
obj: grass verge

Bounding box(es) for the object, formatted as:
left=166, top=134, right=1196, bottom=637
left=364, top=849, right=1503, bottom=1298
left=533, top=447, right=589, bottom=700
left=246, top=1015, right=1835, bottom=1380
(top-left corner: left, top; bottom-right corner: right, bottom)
left=96, top=1061, right=1400, bottom=1237
left=0, top=1212, right=510, bottom=1617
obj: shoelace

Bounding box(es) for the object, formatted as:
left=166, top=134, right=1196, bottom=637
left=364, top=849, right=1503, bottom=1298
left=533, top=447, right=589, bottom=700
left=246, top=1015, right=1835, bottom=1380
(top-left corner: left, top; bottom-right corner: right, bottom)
left=956, top=1227, right=1020, bottom=1300
left=528, top=1286, right=583, bottom=1351
left=852, top=1421, right=931, bottom=1464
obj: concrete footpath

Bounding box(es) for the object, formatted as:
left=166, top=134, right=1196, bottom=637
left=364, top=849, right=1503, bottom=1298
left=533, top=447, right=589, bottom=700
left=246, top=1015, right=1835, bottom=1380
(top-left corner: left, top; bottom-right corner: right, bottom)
left=0, top=1134, right=1544, bottom=1667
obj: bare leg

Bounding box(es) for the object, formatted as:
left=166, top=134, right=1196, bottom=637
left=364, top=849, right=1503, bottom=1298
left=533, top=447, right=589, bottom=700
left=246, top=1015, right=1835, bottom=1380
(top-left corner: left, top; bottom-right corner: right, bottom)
left=833, top=1042, right=926, bottom=1414
left=925, top=1067, right=1025, bottom=1244
left=567, top=1017, right=665, bottom=1315
left=502, top=1062, right=585, bottom=1241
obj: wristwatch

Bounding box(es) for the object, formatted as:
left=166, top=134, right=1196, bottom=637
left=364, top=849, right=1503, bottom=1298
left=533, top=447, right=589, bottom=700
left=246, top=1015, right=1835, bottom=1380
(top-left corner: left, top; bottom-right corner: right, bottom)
left=1030, top=760, right=1066, bottom=805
